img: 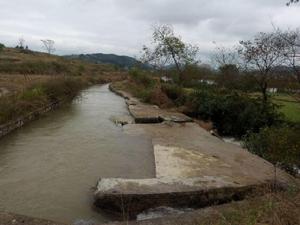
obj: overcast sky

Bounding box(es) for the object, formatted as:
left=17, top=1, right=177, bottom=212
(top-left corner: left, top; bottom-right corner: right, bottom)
left=0, top=0, right=299, bottom=60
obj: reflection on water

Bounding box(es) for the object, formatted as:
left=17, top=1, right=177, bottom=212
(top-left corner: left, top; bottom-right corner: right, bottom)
left=0, top=84, right=155, bottom=224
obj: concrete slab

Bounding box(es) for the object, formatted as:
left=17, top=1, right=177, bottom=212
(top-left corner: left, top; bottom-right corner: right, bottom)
left=128, top=104, right=193, bottom=124
left=109, top=83, right=193, bottom=124
left=124, top=122, right=290, bottom=185
left=95, top=122, right=292, bottom=218
left=97, top=84, right=294, bottom=219
left=94, top=177, right=276, bottom=219
left=154, top=145, right=230, bottom=179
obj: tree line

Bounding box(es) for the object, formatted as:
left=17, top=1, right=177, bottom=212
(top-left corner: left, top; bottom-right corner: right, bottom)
left=141, top=24, right=300, bottom=105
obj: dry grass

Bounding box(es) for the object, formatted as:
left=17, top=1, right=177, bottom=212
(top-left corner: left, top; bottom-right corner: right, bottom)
left=112, top=80, right=174, bottom=108
left=0, top=47, right=116, bottom=76
left=0, top=74, right=52, bottom=95
left=198, top=192, right=300, bottom=225
left=109, top=189, right=300, bottom=225
left=0, top=47, right=127, bottom=124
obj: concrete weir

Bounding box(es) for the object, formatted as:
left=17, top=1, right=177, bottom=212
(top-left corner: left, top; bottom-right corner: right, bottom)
left=95, top=84, right=292, bottom=219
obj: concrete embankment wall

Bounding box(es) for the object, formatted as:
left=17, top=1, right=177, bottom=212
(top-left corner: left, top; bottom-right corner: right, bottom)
left=98, top=83, right=293, bottom=220
left=0, top=101, right=61, bottom=139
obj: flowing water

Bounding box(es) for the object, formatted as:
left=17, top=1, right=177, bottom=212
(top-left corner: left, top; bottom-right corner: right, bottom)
left=0, top=84, right=155, bottom=224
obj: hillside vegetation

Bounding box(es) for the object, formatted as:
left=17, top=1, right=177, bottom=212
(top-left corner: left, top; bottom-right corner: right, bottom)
left=0, top=48, right=117, bottom=76
left=0, top=46, right=126, bottom=125
left=64, top=53, right=141, bottom=69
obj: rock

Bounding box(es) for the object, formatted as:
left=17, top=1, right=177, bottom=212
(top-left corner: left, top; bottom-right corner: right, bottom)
left=0, top=212, right=67, bottom=225
left=128, top=104, right=192, bottom=124
left=110, top=115, right=134, bottom=126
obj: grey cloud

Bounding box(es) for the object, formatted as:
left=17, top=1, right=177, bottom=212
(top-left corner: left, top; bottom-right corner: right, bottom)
left=0, top=0, right=299, bottom=60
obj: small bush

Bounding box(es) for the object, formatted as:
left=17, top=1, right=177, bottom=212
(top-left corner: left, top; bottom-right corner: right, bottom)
left=40, top=77, right=85, bottom=101
left=20, top=87, right=46, bottom=101
left=243, top=126, right=300, bottom=175
left=0, top=77, right=86, bottom=124
left=161, top=83, right=183, bottom=100
left=188, top=89, right=283, bottom=137
left=129, top=68, right=155, bottom=88
left=161, top=83, right=186, bottom=106
left=0, top=43, right=4, bottom=53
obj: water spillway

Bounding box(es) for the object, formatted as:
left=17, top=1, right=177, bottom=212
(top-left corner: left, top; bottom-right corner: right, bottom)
left=0, top=84, right=155, bottom=224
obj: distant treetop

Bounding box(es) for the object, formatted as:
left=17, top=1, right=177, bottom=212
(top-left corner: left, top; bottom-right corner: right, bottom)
left=0, top=43, right=5, bottom=53
left=287, top=0, right=299, bottom=6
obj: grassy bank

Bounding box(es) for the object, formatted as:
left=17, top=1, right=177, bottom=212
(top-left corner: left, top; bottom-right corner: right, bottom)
left=0, top=77, right=83, bottom=125
left=273, top=96, right=300, bottom=123
left=0, top=45, right=126, bottom=126
left=0, top=73, right=126, bottom=126
left=0, top=47, right=116, bottom=76
left=191, top=189, right=300, bottom=225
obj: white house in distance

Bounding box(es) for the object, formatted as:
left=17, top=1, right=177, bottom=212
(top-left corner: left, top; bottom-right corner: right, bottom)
left=267, top=88, right=278, bottom=94
left=161, top=76, right=173, bottom=83
left=199, top=79, right=216, bottom=85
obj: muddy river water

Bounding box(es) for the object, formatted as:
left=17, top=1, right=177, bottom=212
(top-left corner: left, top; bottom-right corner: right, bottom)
left=0, top=84, right=155, bottom=224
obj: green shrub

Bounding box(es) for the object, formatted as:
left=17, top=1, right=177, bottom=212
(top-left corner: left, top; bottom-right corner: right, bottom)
left=0, top=43, right=4, bottom=53
left=20, top=87, right=46, bottom=101
left=129, top=68, right=155, bottom=88
left=161, top=83, right=182, bottom=100
left=243, top=126, right=300, bottom=175
left=76, top=64, right=86, bottom=76
left=40, top=77, right=85, bottom=101
left=188, top=89, right=283, bottom=137
left=0, top=77, right=86, bottom=124
left=161, top=83, right=186, bottom=105
left=137, top=89, right=153, bottom=102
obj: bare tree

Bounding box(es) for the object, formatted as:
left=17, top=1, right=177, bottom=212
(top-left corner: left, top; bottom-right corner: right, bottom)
left=18, top=37, right=25, bottom=49
left=276, top=29, right=300, bottom=83
left=41, top=39, right=56, bottom=54
left=0, top=43, right=4, bottom=53
left=141, top=24, right=199, bottom=83
left=212, top=43, right=240, bottom=68
left=239, top=32, right=287, bottom=103
left=287, top=0, right=299, bottom=6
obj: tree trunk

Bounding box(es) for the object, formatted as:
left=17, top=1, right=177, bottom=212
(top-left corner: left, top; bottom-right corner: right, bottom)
left=261, top=81, right=268, bottom=104
left=170, top=51, right=184, bottom=84
left=297, top=70, right=300, bottom=84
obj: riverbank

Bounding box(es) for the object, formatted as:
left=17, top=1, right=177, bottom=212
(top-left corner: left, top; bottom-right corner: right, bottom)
left=0, top=84, right=298, bottom=225
left=0, top=84, right=155, bottom=224
left=0, top=74, right=125, bottom=138
left=95, top=83, right=298, bottom=223
left=0, top=212, right=67, bottom=225
left=104, top=191, right=300, bottom=225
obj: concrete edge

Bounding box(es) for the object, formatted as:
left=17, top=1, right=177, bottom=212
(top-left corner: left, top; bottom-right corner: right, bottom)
left=94, top=179, right=285, bottom=219
left=0, top=100, right=62, bottom=139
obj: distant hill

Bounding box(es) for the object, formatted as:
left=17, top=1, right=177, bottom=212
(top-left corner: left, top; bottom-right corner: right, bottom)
left=0, top=47, right=115, bottom=76
left=64, top=53, right=141, bottom=69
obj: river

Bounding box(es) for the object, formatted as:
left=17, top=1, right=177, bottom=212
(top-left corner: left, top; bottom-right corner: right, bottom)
left=0, top=84, right=155, bottom=224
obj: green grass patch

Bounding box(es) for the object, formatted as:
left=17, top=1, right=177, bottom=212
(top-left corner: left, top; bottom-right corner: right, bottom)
left=0, top=77, right=87, bottom=125
left=273, top=97, right=300, bottom=123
